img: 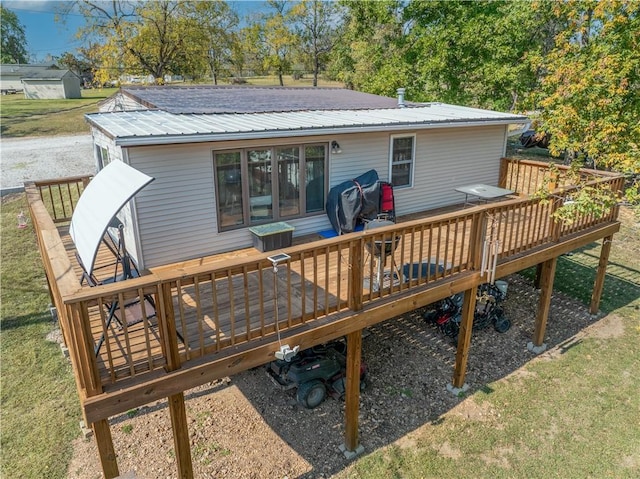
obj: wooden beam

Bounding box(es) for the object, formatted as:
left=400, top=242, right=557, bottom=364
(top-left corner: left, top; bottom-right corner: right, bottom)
left=497, top=222, right=620, bottom=278
left=532, top=257, right=557, bottom=347
left=168, top=393, right=193, bottom=479
left=92, top=419, right=119, bottom=479
left=452, top=286, right=478, bottom=389
left=589, top=235, right=613, bottom=314
left=344, top=330, right=362, bottom=451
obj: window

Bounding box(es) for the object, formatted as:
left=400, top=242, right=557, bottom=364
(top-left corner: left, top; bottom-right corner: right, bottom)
left=389, top=134, right=415, bottom=188
left=96, top=146, right=111, bottom=169
left=214, top=143, right=326, bottom=231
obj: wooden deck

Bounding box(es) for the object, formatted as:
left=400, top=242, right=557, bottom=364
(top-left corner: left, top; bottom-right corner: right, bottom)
left=26, top=157, right=625, bottom=479
left=27, top=157, right=623, bottom=413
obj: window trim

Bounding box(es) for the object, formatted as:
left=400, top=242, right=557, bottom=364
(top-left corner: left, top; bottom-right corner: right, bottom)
left=388, top=133, right=416, bottom=189
left=214, top=142, right=328, bottom=232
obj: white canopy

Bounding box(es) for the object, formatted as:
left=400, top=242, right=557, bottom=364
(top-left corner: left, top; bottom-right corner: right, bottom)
left=69, top=161, right=154, bottom=275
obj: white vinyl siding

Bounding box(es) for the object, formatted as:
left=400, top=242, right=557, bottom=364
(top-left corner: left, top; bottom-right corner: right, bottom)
left=400, top=125, right=507, bottom=214
left=122, top=125, right=507, bottom=268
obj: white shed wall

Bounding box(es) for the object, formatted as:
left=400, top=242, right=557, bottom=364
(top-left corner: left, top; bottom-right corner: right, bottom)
left=121, top=125, right=507, bottom=269
left=22, top=80, right=66, bottom=99
left=62, top=76, right=81, bottom=98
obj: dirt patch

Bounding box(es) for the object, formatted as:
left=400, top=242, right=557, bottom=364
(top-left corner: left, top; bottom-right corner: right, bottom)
left=66, top=274, right=609, bottom=478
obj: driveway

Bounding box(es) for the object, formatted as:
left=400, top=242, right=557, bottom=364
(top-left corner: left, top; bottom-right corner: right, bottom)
left=1, top=134, right=95, bottom=194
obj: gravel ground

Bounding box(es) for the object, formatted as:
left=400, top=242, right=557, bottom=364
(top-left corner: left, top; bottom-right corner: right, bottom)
left=64, top=274, right=609, bottom=479
left=0, top=134, right=94, bottom=192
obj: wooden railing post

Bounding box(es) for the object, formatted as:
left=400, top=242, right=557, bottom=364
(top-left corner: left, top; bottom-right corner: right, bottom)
left=549, top=198, right=563, bottom=242
left=349, top=239, right=364, bottom=311
left=498, top=157, right=510, bottom=189
left=71, top=303, right=121, bottom=478
left=468, top=211, right=486, bottom=271
left=159, top=282, right=182, bottom=370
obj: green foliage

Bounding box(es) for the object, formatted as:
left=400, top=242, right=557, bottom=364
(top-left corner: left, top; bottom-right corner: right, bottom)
left=290, top=0, right=341, bottom=86
left=537, top=0, right=640, bottom=176
left=1, top=5, right=28, bottom=63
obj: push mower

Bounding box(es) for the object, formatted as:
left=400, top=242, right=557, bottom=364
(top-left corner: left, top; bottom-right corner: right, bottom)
left=423, top=281, right=511, bottom=343
left=266, top=339, right=368, bottom=409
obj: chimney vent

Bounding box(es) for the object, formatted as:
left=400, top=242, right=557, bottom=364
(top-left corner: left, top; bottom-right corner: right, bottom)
left=397, top=88, right=406, bottom=108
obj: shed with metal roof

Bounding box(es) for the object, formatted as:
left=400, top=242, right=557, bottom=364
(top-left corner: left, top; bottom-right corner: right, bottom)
left=84, top=86, right=528, bottom=269
left=21, top=69, right=81, bottom=99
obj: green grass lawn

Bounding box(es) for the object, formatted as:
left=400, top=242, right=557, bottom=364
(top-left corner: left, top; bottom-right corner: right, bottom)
left=0, top=88, right=117, bottom=138
left=0, top=194, right=80, bottom=479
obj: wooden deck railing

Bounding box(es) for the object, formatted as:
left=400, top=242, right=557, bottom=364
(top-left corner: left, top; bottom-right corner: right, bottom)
left=31, top=175, right=91, bottom=223
left=26, top=159, right=624, bottom=400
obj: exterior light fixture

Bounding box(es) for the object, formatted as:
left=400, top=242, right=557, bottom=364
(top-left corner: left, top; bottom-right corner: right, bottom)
left=331, top=141, right=342, bottom=154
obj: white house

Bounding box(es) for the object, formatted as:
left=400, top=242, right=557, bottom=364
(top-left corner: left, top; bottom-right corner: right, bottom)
left=85, top=86, right=528, bottom=270
left=0, top=63, right=57, bottom=93
left=21, top=69, right=81, bottom=99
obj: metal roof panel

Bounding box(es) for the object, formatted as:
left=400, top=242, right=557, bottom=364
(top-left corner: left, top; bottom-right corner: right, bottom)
left=85, top=104, right=528, bottom=146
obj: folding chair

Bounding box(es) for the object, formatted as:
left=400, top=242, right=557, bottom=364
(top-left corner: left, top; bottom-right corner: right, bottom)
left=379, top=181, right=396, bottom=222
left=76, top=219, right=158, bottom=356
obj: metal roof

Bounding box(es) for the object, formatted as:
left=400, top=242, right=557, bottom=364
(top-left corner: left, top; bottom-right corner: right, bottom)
left=120, top=85, right=412, bottom=113
left=86, top=103, right=528, bottom=147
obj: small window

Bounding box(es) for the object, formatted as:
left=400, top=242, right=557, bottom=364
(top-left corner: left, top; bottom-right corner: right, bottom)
left=96, top=146, right=111, bottom=169
left=389, top=135, right=415, bottom=188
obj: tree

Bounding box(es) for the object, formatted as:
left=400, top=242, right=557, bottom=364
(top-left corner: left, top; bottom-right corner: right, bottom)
left=329, top=0, right=409, bottom=95
left=537, top=0, right=640, bottom=176
left=258, top=1, right=297, bottom=86
left=535, top=0, right=640, bottom=214
left=66, top=1, right=219, bottom=83
left=56, top=51, right=92, bottom=81
left=407, top=0, right=559, bottom=111
left=1, top=6, right=28, bottom=64
left=290, top=0, right=341, bottom=86
left=183, top=1, right=239, bottom=84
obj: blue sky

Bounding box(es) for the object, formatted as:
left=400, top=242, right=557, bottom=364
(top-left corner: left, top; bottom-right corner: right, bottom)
left=3, top=0, right=269, bottom=62
left=4, top=1, right=86, bottom=61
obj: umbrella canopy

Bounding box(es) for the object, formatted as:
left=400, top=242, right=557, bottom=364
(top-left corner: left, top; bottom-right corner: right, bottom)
left=69, top=161, right=154, bottom=275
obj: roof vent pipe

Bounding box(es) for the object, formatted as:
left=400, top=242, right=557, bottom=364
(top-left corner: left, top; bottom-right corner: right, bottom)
left=397, top=88, right=406, bottom=108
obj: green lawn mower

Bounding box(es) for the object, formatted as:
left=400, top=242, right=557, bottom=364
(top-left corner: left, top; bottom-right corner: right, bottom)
left=266, top=339, right=368, bottom=409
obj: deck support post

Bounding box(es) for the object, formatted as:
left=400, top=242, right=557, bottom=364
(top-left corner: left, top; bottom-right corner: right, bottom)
left=168, top=392, right=194, bottom=479
left=534, top=262, right=543, bottom=289
left=450, top=285, right=478, bottom=392
left=93, top=419, right=119, bottom=479
left=589, top=235, right=613, bottom=315
left=529, top=257, right=557, bottom=353
left=160, top=283, right=193, bottom=477
left=342, top=329, right=363, bottom=457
